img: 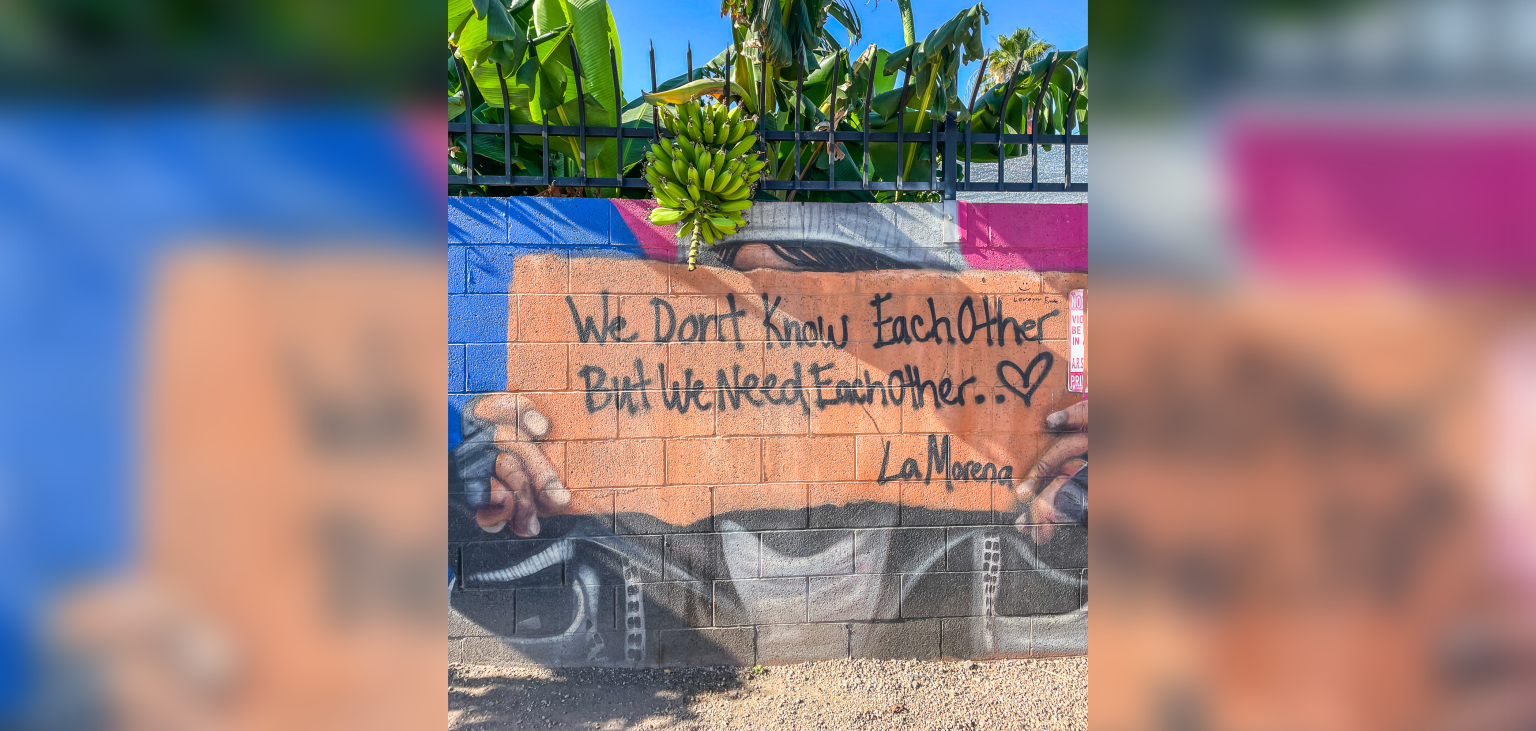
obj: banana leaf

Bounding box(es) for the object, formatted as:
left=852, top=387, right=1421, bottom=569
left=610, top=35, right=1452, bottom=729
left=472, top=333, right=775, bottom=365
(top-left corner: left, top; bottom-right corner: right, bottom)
left=453, top=132, right=531, bottom=171
left=698, top=46, right=760, bottom=112
left=469, top=63, right=536, bottom=108
left=641, top=78, right=756, bottom=109
left=563, top=0, right=623, bottom=116
left=450, top=0, right=476, bottom=36
left=754, top=0, right=793, bottom=68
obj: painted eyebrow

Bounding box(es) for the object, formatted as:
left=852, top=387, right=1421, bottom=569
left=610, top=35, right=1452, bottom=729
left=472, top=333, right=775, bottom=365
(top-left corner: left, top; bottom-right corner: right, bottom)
left=717, top=241, right=926, bottom=273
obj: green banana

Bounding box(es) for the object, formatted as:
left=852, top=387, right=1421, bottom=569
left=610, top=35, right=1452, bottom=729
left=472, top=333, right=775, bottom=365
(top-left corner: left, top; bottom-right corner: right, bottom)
left=719, top=199, right=753, bottom=212
left=715, top=170, right=739, bottom=195
left=707, top=215, right=736, bottom=232
left=726, top=137, right=755, bottom=159
left=659, top=156, right=682, bottom=182
left=646, top=99, right=762, bottom=270
left=650, top=207, right=686, bottom=225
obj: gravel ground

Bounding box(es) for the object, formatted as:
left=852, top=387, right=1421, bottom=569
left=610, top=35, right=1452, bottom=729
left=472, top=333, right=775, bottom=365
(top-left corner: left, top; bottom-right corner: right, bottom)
left=957, top=146, right=1088, bottom=204
left=449, top=657, right=1087, bottom=730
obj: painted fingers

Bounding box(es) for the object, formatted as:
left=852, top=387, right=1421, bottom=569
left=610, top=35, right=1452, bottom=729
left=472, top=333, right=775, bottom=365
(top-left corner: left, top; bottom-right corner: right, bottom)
left=467, top=394, right=568, bottom=536
left=1015, top=401, right=1088, bottom=544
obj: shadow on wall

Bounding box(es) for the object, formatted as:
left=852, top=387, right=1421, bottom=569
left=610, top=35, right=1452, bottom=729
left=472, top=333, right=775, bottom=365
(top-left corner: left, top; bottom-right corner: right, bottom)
left=448, top=665, right=746, bottom=731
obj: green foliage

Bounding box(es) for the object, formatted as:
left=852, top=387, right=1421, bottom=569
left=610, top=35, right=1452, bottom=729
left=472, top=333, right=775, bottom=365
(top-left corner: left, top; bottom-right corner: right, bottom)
left=985, top=27, right=1053, bottom=85
left=449, top=0, right=626, bottom=189
left=450, top=0, right=1087, bottom=200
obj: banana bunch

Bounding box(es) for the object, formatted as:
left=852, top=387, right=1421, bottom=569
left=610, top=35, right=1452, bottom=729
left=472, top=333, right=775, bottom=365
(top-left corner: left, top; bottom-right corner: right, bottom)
left=644, top=99, right=768, bottom=269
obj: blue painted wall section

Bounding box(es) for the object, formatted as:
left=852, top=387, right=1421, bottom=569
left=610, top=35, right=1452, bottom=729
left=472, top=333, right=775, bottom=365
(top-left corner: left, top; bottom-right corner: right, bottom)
left=446, top=199, right=645, bottom=454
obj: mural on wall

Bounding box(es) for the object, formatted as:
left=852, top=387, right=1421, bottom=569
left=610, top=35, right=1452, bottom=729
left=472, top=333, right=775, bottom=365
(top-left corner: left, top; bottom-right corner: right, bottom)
left=449, top=199, right=1086, bottom=666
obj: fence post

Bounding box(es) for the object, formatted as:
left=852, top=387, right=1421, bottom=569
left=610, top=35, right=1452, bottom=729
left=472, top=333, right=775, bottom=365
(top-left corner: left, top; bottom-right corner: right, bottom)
left=456, top=57, right=474, bottom=185
left=943, top=112, right=957, bottom=200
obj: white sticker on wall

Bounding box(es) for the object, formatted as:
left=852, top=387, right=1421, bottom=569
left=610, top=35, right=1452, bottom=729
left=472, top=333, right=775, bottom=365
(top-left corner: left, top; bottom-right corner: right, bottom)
left=1068, top=289, right=1086, bottom=393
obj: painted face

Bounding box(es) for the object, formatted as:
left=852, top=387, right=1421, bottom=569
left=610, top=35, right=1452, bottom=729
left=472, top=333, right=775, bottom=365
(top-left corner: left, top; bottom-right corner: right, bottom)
left=450, top=200, right=1087, bottom=662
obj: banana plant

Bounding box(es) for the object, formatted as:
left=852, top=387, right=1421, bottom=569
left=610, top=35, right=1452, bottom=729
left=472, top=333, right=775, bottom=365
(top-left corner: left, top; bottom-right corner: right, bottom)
left=964, top=45, right=1088, bottom=161
left=449, top=0, right=628, bottom=189
left=719, top=0, right=861, bottom=124
left=877, top=3, right=988, bottom=183
left=451, top=0, right=1088, bottom=201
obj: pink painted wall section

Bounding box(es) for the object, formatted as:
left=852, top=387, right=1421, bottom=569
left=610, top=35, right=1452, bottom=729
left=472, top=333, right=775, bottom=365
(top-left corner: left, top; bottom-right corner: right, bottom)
left=958, top=202, right=1088, bottom=271
left=610, top=198, right=678, bottom=261
left=1233, top=120, right=1536, bottom=281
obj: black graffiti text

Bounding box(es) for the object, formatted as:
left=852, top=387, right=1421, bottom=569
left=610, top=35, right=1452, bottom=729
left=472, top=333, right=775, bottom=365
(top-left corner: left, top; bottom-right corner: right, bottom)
left=577, top=358, right=654, bottom=414
left=575, top=359, right=1029, bottom=418
left=870, top=293, right=1059, bottom=349
left=760, top=295, right=850, bottom=350
left=875, top=435, right=1015, bottom=490
left=650, top=294, right=748, bottom=349
left=567, top=292, right=639, bottom=343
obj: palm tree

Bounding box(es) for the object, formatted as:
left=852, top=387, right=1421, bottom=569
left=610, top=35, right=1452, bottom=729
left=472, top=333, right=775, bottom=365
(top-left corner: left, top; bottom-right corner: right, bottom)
left=984, top=27, right=1052, bottom=85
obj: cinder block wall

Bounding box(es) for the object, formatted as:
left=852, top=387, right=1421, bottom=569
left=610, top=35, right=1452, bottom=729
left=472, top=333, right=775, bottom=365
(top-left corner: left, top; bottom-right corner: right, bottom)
left=449, top=198, right=1087, bottom=667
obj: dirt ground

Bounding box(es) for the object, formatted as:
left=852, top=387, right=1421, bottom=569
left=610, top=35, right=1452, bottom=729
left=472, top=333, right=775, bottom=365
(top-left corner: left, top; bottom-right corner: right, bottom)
left=448, top=657, right=1088, bottom=730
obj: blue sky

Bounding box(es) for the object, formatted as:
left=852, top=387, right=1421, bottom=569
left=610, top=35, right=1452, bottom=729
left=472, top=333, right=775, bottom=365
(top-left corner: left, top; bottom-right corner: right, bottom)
left=610, top=0, right=1087, bottom=104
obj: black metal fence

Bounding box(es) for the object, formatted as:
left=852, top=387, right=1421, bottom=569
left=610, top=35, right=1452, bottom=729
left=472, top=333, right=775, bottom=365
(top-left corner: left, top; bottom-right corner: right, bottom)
left=449, top=39, right=1087, bottom=198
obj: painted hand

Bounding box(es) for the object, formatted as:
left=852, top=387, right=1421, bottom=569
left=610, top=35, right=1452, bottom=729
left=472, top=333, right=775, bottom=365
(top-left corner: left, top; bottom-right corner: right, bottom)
left=1016, top=400, right=1087, bottom=544
left=454, top=393, right=570, bottom=537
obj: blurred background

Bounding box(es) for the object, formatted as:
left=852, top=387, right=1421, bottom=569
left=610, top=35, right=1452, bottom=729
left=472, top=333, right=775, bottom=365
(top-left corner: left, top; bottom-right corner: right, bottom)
left=0, top=0, right=444, bottom=729
left=8, top=0, right=1536, bottom=728
left=1089, top=0, right=1536, bottom=729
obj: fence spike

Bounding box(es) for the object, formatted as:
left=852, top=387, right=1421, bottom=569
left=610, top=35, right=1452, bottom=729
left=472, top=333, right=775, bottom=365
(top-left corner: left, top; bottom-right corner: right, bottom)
left=457, top=57, right=474, bottom=185
left=996, top=53, right=1027, bottom=191
left=1032, top=51, right=1061, bottom=189
left=650, top=41, right=660, bottom=143
left=828, top=51, right=839, bottom=190
left=568, top=41, right=589, bottom=187
left=964, top=57, right=989, bottom=193
left=497, top=62, right=512, bottom=186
